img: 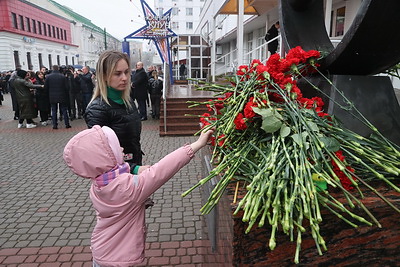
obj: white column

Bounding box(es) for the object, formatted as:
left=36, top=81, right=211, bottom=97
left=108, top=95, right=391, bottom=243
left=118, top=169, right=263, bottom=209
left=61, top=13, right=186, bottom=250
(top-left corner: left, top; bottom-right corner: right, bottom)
left=324, top=0, right=332, bottom=36
left=237, top=0, right=244, bottom=66
left=211, top=16, right=216, bottom=82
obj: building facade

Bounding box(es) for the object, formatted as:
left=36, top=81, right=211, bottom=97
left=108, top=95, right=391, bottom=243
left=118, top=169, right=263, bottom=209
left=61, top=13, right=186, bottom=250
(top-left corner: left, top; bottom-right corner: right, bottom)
left=154, top=0, right=206, bottom=35
left=195, top=0, right=368, bottom=77
left=0, top=0, right=122, bottom=72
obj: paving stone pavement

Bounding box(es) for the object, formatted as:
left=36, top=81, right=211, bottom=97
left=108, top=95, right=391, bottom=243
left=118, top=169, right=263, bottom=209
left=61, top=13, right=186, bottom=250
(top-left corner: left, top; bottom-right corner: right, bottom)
left=0, top=93, right=213, bottom=266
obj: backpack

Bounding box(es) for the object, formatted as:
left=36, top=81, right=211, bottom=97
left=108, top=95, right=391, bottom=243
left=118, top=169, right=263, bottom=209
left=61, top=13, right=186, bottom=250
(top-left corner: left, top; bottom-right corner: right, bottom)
left=149, top=78, right=163, bottom=95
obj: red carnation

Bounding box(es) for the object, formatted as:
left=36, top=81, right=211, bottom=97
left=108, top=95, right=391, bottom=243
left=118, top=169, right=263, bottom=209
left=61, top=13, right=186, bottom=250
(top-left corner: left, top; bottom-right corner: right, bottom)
left=234, top=113, right=247, bottom=130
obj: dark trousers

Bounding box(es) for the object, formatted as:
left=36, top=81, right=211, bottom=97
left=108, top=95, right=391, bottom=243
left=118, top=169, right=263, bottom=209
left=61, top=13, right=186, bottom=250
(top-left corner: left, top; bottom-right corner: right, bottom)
left=137, top=99, right=147, bottom=119
left=69, top=92, right=83, bottom=117
left=39, top=110, right=49, bottom=122
left=51, top=102, right=69, bottom=127
left=150, top=95, right=161, bottom=119
left=82, top=93, right=92, bottom=112
left=19, top=118, right=34, bottom=124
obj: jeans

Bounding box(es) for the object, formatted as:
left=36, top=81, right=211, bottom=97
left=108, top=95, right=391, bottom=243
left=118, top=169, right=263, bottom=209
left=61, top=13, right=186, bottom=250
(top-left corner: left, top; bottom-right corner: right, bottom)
left=51, top=102, right=70, bottom=127
left=82, top=92, right=92, bottom=112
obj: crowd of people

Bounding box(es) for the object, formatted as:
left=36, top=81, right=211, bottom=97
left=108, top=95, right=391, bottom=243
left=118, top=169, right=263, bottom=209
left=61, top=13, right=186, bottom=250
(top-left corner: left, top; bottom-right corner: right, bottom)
left=0, top=64, right=95, bottom=129
left=0, top=58, right=164, bottom=127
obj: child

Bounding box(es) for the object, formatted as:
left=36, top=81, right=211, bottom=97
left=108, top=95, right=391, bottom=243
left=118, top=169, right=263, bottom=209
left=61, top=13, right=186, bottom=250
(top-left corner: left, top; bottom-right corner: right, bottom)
left=63, top=125, right=214, bottom=267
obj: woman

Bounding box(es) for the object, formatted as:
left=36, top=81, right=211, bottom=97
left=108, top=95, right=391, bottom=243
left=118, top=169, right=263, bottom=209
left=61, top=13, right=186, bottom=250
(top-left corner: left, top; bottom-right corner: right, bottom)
left=13, top=69, right=44, bottom=128
left=84, top=50, right=143, bottom=172
left=148, top=70, right=163, bottom=119
left=34, top=71, right=50, bottom=126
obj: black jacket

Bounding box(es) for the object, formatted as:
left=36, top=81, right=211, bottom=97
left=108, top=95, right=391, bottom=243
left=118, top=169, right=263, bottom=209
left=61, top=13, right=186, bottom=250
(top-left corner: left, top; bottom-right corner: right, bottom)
left=131, top=68, right=148, bottom=100
left=78, top=72, right=94, bottom=94
left=265, top=25, right=279, bottom=53
left=45, top=70, right=69, bottom=104
left=84, top=97, right=143, bottom=165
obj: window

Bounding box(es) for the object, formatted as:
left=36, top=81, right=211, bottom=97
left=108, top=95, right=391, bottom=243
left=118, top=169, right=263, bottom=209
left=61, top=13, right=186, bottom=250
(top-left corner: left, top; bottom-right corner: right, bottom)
left=11, top=13, right=18, bottom=29
left=13, top=51, right=20, bottom=68
left=48, top=24, right=51, bottom=37
left=57, top=55, right=60, bottom=66
left=72, top=57, right=75, bottom=65
left=64, top=30, right=67, bottom=41
left=38, top=53, right=43, bottom=68
left=172, top=8, right=178, bottom=16
left=32, top=19, right=36, bottom=33
left=172, top=22, right=179, bottom=29
left=186, top=22, right=193, bottom=30
left=19, top=15, right=24, bottom=31
left=48, top=54, right=52, bottom=67
left=247, top=32, right=253, bottom=54
left=27, top=52, right=33, bottom=70
left=186, top=8, right=193, bottom=16
left=52, top=26, right=55, bottom=38
left=158, top=8, right=164, bottom=17
left=26, top=17, right=31, bottom=32
left=56, top=27, right=60, bottom=39
left=65, top=56, right=68, bottom=65
left=335, top=7, right=345, bottom=36
left=42, top=22, right=46, bottom=36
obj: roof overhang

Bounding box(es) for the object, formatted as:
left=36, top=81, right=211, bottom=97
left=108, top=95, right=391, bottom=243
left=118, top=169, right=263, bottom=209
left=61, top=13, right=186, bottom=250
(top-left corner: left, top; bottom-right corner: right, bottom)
left=218, top=0, right=278, bottom=15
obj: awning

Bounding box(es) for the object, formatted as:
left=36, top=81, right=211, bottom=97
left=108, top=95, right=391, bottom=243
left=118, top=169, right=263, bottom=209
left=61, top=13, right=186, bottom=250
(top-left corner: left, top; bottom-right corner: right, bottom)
left=218, top=0, right=278, bottom=15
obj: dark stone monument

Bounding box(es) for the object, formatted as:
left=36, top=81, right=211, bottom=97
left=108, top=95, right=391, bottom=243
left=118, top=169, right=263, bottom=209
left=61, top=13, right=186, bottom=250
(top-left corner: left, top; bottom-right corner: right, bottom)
left=280, top=0, right=400, bottom=145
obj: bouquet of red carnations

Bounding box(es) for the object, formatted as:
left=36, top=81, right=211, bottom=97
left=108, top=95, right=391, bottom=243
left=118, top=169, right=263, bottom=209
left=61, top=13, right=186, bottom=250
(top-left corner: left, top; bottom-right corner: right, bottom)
left=182, top=46, right=400, bottom=263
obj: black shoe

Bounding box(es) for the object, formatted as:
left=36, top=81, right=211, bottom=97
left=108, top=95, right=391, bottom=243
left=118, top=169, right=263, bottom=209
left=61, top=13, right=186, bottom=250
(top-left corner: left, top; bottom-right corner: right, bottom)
left=66, top=125, right=71, bottom=129
left=141, top=117, right=147, bottom=121
left=53, top=126, right=58, bottom=129
left=77, top=115, right=82, bottom=119
left=14, top=116, right=19, bottom=120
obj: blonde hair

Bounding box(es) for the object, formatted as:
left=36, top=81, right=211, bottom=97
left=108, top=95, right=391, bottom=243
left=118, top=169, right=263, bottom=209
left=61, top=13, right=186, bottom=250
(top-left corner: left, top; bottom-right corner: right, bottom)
left=90, top=50, right=132, bottom=108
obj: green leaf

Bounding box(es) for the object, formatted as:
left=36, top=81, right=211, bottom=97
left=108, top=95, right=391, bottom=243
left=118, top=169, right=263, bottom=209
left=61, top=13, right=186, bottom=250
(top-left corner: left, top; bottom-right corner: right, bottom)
left=254, top=108, right=283, bottom=133
left=280, top=125, right=291, bottom=138
left=320, top=137, right=341, bottom=152
left=291, top=134, right=302, bottom=146
left=261, top=116, right=282, bottom=133
left=306, top=121, right=319, bottom=132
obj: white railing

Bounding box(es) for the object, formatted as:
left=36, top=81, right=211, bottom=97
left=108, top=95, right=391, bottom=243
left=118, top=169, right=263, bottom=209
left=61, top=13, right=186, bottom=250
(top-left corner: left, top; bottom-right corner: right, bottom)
left=211, top=35, right=344, bottom=77
left=162, top=61, right=169, bottom=133
left=212, top=48, right=238, bottom=76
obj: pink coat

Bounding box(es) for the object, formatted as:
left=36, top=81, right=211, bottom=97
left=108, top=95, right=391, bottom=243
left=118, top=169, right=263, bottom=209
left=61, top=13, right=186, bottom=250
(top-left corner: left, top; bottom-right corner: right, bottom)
left=63, top=125, right=195, bottom=266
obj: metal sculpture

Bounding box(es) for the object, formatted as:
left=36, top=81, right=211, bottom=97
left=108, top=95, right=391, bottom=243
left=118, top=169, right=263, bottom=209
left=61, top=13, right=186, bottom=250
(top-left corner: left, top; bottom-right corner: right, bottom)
left=280, top=0, right=400, bottom=144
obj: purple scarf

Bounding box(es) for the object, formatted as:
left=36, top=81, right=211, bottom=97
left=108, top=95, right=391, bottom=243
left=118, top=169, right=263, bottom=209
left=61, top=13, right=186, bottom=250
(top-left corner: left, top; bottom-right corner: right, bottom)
left=94, top=163, right=130, bottom=188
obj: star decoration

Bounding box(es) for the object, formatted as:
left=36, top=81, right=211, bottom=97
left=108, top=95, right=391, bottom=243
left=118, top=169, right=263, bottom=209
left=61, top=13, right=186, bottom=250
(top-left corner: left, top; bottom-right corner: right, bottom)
left=125, top=0, right=177, bottom=63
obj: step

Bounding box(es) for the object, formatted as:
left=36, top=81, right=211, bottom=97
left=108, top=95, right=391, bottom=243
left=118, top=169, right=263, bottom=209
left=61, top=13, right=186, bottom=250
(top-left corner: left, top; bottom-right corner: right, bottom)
left=161, top=108, right=208, bottom=116
left=159, top=122, right=202, bottom=132
left=159, top=129, right=198, bottom=137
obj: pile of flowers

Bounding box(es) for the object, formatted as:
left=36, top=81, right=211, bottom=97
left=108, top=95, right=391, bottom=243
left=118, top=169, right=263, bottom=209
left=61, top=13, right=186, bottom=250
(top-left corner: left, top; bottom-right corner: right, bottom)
left=182, top=46, right=400, bottom=263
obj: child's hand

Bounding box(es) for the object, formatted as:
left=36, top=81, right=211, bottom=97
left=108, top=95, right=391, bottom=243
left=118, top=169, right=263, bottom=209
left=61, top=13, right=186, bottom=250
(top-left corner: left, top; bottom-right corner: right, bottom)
left=190, top=127, right=215, bottom=153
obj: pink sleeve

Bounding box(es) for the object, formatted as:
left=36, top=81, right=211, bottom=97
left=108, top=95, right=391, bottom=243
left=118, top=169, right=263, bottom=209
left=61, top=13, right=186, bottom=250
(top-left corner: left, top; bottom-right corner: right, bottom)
left=127, top=145, right=195, bottom=203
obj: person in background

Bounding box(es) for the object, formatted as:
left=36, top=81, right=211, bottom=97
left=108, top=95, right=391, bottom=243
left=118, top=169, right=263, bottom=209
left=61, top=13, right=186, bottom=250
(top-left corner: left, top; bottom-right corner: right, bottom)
left=77, top=65, right=94, bottom=111
left=66, top=66, right=82, bottom=120
left=85, top=50, right=143, bottom=170
left=131, top=61, right=149, bottom=121
left=8, top=66, right=21, bottom=120
left=148, top=70, right=163, bottom=119
left=179, top=63, right=186, bottom=80
left=34, top=71, right=50, bottom=126
left=265, top=21, right=280, bottom=55
left=45, top=65, right=71, bottom=129
left=63, top=124, right=214, bottom=267
left=13, top=69, right=44, bottom=129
